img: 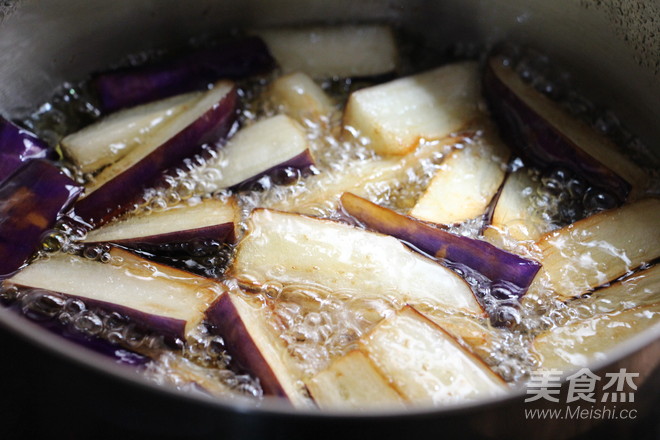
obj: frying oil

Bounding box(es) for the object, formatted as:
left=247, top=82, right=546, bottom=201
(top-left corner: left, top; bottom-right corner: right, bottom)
left=4, top=34, right=659, bottom=406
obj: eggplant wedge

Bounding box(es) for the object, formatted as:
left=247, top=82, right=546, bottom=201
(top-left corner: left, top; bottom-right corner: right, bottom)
left=267, top=72, right=335, bottom=124
left=343, top=62, right=482, bottom=156
left=7, top=248, right=224, bottom=342
left=571, top=264, right=660, bottom=315
left=483, top=169, right=549, bottom=244
left=532, top=303, right=660, bottom=370
left=202, top=114, right=314, bottom=191
left=206, top=292, right=309, bottom=406
left=308, top=306, right=505, bottom=408
left=410, top=129, right=510, bottom=225
left=61, top=92, right=200, bottom=173
left=360, top=306, right=506, bottom=404
left=0, top=160, right=82, bottom=279
left=230, top=208, right=483, bottom=315
left=73, top=81, right=238, bottom=226
left=84, top=198, right=238, bottom=247
left=92, top=36, right=273, bottom=113
left=536, top=198, right=660, bottom=300
left=484, top=56, right=648, bottom=202
left=306, top=350, right=406, bottom=410
left=255, top=25, right=397, bottom=79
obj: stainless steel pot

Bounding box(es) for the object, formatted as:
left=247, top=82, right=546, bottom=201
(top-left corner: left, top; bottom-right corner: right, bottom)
left=0, top=1, right=658, bottom=439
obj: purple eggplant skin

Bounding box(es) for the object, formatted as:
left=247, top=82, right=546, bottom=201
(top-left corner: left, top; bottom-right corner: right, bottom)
left=73, top=87, right=239, bottom=227
left=340, top=192, right=542, bottom=297
left=71, top=294, right=187, bottom=344
left=16, top=306, right=149, bottom=367
left=92, top=37, right=274, bottom=113
left=34, top=318, right=150, bottom=367
left=205, top=293, right=289, bottom=400
left=0, top=160, right=83, bottom=280
left=2, top=290, right=150, bottom=366
left=482, top=60, right=630, bottom=203
left=0, top=116, right=54, bottom=186
left=6, top=284, right=188, bottom=345
left=232, top=149, right=316, bottom=191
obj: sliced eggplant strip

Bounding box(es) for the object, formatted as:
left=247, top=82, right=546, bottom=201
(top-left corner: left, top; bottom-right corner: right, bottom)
left=484, top=56, right=648, bottom=202
left=0, top=160, right=82, bottom=279
left=145, top=352, right=257, bottom=399
left=343, top=62, right=482, bottom=156
left=61, top=92, right=199, bottom=173
left=359, top=306, right=507, bottom=404
left=84, top=198, right=238, bottom=246
left=230, top=209, right=482, bottom=315
left=0, top=116, right=53, bottom=186
left=92, top=36, right=274, bottom=113
left=410, top=129, right=510, bottom=225
left=421, top=308, right=497, bottom=361
left=340, top=192, right=541, bottom=296
left=531, top=303, right=660, bottom=370
left=255, top=25, right=397, bottom=79
left=267, top=72, right=335, bottom=124
left=203, top=114, right=314, bottom=191
left=306, top=350, right=406, bottom=410
left=571, top=264, right=660, bottom=315
left=483, top=169, right=549, bottom=244
left=206, top=292, right=309, bottom=406
left=73, top=81, right=238, bottom=226
left=7, top=248, right=222, bottom=342
left=536, top=198, right=660, bottom=300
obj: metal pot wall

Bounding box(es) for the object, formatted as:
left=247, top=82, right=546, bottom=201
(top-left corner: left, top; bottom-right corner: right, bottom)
left=0, top=1, right=658, bottom=439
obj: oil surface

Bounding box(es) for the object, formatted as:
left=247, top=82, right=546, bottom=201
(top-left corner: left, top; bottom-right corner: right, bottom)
left=3, top=32, right=659, bottom=406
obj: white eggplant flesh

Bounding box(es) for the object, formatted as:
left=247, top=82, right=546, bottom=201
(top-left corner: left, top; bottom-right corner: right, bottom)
left=483, top=169, right=549, bottom=244
left=536, top=198, right=660, bottom=300
left=84, top=198, right=238, bottom=245
left=564, top=264, right=660, bottom=317
left=532, top=303, right=660, bottom=370
left=61, top=92, right=199, bottom=173
left=267, top=135, right=460, bottom=216
left=7, top=248, right=222, bottom=340
left=267, top=72, right=335, bottom=124
left=255, top=25, right=397, bottom=79
left=359, top=306, right=507, bottom=404
left=85, top=83, right=234, bottom=195
left=306, top=350, right=406, bottom=410
left=343, top=62, right=482, bottom=155
left=203, top=114, right=314, bottom=190
left=421, top=309, right=497, bottom=361
left=410, top=130, right=510, bottom=225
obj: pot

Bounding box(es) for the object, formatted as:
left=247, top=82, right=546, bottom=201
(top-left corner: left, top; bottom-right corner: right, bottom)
left=0, top=1, right=658, bottom=439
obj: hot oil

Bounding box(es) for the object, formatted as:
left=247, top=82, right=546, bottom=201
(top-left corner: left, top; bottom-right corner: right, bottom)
left=264, top=282, right=397, bottom=378
left=6, top=35, right=660, bottom=406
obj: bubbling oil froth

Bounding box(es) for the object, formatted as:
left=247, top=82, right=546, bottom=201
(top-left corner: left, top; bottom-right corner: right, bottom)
left=11, top=39, right=660, bottom=405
